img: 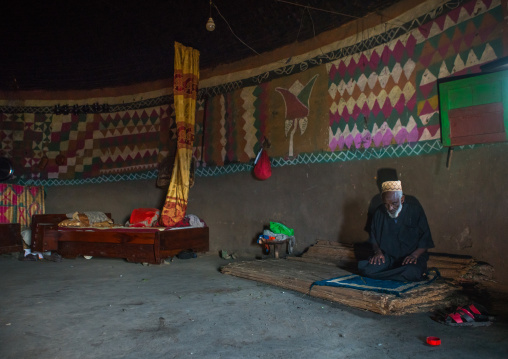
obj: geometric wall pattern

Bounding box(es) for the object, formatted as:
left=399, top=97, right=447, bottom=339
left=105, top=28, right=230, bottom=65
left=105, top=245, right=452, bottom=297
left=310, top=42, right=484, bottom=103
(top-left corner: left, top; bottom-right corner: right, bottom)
left=202, top=84, right=267, bottom=167
left=1, top=106, right=169, bottom=181
left=1, top=0, right=505, bottom=186
left=327, top=0, right=503, bottom=152
left=12, top=139, right=484, bottom=185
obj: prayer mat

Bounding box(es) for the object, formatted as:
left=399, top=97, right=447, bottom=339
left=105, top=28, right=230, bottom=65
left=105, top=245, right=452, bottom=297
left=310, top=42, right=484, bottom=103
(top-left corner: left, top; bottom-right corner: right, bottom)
left=311, top=269, right=439, bottom=297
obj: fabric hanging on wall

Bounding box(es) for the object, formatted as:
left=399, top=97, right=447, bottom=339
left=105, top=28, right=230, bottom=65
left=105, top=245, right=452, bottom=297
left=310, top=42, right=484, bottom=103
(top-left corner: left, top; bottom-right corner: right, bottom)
left=0, top=184, right=45, bottom=228
left=161, top=42, right=200, bottom=227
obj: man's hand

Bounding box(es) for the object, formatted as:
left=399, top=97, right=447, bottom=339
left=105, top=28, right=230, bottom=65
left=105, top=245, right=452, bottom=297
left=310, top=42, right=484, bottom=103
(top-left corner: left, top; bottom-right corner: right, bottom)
left=403, top=248, right=426, bottom=265
left=369, top=250, right=385, bottom=265
left=402, top=255, right=418, bottom=265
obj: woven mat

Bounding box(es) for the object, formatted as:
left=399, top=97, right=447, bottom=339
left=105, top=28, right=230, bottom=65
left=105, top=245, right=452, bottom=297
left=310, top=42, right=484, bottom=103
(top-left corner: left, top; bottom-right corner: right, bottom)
left=311, top=270, right=439, bottom=297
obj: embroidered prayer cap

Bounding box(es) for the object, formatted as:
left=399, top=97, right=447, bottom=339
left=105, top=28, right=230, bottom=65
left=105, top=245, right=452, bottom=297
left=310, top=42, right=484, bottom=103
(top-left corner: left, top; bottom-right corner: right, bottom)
left=381, top=180, right=402, bottom=193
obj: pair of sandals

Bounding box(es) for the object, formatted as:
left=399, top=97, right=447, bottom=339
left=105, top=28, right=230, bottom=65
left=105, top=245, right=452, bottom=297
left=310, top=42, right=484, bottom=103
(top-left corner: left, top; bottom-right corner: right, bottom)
left=441, top=303, right=494, bottom=327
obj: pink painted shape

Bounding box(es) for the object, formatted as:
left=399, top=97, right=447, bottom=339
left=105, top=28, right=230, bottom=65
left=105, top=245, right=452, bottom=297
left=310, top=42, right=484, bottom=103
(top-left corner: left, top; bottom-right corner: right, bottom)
left=392, top=40, right=405, bottom=63
left=329, top=110, right=341, bottom=126
left=329, top=138, right=339, bottom=152
left=373, top=131, right=384, bottom=147
left=482, top=0, right=493, bottom=9
left=434, top=12, right=447, bottom=31
left=370, top=101, right=381, bottom=118
left=406, top=94, right=417, bottom=112
left=347, top=58, right=358, bottom=77
left=381, top=100, right=394, bottom=118
left=361, top=103, right=371, bottom=118
left=351, top=104, right=362, bottom=119
left=344, top=134, right=354, bottom=149
left=340, top=107, right=350, bottom=122
left=381, top=46, right=392, bottom=65
left=369, top=50, right=380, bottom=71
left=408, top=126, right=419, bottom=143
left=393, top=95, right=406, bottom=115
left=353, top=133, right=363, bottom=149
left=419, top=101, right=436, bottom=116
left=463, top=0, right=477, bottom=15
left=406, top=35, right=417, bottom=58
left=329, top=65, right=338, bottom=81
left=337, top=61, right=347, bottom=77
left=382, top=130, right=394, bottom=147
left=395, top=128, right=408, bottom=145
left=418, top=21, right=433, bottom=40
left=358, top=53, right=369, bottom=72
left=338, top=136, right=345, bottom=150
left=426, top=124, right=441, bottom=138
left=447, top=7, right=461, bottom=23
left=419, top=82, right=435, bottom=99
left=362, top=132, right=372, bottom=149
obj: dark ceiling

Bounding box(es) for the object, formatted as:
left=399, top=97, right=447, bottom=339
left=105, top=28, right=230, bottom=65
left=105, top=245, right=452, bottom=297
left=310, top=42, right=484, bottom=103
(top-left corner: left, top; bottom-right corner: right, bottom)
left=0, top=0, right=401, bottom=91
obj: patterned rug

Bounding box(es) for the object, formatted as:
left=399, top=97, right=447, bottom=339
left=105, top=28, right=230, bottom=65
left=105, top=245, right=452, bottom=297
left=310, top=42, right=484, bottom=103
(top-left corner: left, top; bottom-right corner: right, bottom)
left=311, top=269, right=440, bottom=297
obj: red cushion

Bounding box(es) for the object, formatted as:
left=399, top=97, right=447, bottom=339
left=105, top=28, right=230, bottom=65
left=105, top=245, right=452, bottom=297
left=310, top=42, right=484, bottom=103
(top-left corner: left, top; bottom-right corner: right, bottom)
left=129, top=208, right=160, bottom=227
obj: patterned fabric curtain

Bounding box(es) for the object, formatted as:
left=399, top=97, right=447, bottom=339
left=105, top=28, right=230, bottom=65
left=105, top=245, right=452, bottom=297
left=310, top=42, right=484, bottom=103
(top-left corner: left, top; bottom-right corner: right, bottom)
left=0, top=184, right=45, bottom=228
left=161, top=42, right=200, bottom=227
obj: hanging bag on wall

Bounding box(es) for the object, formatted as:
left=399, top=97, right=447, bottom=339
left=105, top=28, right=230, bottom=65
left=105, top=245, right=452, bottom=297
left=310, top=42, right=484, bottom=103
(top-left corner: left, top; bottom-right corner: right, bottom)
left=253, top=148, right=271, bottom=180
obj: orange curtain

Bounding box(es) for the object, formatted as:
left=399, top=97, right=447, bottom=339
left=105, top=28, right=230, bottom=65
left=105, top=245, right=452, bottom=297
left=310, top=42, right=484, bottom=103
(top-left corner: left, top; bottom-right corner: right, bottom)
left=161, top=42, right=200, bottom=226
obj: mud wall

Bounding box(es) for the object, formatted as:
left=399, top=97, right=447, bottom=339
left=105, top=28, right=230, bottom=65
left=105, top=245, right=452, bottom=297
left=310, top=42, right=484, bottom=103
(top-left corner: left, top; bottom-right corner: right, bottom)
left=45, top=142, right=508, bottom=283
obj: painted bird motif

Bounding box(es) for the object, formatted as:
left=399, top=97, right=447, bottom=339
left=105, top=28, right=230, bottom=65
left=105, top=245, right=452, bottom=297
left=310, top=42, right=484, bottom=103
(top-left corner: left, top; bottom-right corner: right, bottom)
left=275, top=74, right=318, bottom=158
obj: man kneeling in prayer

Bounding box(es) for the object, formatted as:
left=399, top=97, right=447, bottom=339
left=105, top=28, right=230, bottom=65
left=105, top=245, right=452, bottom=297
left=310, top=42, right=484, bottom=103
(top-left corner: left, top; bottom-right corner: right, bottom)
left=358, top=180, right=434, bottom=282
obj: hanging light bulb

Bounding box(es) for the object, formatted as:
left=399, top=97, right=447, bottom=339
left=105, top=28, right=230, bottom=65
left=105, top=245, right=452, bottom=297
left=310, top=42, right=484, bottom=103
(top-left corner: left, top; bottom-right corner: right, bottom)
left=206, top=0, right=215, bottom=31
left=206, top=17, right=215, bottom=31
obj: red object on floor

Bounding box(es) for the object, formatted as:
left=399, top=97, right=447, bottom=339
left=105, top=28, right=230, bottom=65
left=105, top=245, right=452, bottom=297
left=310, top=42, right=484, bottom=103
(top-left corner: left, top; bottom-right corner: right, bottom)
left=426, top=336, right=441, bottom=346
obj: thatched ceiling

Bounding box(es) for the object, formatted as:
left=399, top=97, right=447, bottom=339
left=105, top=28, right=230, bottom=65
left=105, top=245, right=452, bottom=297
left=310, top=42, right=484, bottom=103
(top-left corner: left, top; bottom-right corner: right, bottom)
left=0, top=0, right=401, bottom=91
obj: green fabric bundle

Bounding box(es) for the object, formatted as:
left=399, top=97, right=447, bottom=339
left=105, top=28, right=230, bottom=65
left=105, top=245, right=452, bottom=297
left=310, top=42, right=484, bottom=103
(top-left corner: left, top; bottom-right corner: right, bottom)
left=269, top=222, right=294, bottom=236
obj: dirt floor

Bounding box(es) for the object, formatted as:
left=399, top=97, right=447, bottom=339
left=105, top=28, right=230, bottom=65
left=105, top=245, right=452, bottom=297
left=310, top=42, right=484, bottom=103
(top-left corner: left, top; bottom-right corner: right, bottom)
left=1, top=253, right=507, bottom=359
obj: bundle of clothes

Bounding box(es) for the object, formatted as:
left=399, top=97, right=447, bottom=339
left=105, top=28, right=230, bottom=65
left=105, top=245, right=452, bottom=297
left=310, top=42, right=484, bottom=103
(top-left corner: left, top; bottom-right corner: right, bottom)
left=58, top=211, right=114, bottom=228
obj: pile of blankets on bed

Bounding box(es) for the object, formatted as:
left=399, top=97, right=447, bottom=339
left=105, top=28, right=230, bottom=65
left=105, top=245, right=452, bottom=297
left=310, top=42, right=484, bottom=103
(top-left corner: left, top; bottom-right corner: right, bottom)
left=58, top=211, right=114, bottom=228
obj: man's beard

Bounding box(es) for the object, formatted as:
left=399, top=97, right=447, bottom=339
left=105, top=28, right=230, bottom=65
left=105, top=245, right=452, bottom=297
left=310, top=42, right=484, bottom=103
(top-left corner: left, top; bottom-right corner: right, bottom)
left=388, top=202, right=403, bottom=218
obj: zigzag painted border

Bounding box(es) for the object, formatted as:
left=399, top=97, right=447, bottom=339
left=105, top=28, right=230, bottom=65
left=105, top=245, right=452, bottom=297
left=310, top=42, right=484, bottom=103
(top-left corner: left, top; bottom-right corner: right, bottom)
left=0, top=95, right=172, bottom=114
left=13, top=139, right=492, bottom=186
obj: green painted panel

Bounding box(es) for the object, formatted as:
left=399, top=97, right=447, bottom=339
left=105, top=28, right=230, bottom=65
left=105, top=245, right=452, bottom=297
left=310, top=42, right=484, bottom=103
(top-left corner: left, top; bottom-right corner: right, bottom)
left=473, top=82, right=502, bottom=105
left=439, top=70, right=508, bottom=147
left=448, top=87, right=473, bottom=109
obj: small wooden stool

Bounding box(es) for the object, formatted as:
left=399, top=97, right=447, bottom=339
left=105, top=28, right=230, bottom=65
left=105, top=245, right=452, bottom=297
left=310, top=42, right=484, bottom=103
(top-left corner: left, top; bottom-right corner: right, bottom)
left=266, top=240, right=287, bottom=259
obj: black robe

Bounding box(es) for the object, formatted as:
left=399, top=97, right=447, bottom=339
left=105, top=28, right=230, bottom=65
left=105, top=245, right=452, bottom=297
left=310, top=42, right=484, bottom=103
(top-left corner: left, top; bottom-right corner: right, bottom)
left=369, top=195, right=434, bottom=261
left=358, top=195, right=434, bottom=281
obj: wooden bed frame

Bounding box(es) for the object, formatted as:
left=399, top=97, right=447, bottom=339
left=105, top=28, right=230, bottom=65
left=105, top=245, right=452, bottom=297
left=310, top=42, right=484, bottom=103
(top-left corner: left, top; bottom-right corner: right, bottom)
left=30, top=214, right=209, bottom=264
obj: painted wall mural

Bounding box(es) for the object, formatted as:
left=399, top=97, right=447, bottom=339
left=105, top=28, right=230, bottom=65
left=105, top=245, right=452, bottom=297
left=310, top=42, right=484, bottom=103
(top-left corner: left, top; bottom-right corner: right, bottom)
left=0, top=0, right=505, bottom=185
left=276, top=74, right=319, bottom=158
left=197, top=0, right=503, bottom=171
left=327, top=0, right=502, bottom=153
left=0, top=94, right=208, bottom=184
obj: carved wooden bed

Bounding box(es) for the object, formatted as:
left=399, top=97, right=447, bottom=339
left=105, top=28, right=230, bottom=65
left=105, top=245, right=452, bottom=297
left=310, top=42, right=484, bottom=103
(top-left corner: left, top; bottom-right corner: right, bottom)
left=30, top=214, right=209, bottom=264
